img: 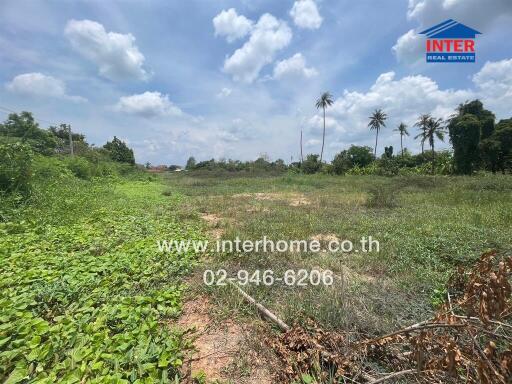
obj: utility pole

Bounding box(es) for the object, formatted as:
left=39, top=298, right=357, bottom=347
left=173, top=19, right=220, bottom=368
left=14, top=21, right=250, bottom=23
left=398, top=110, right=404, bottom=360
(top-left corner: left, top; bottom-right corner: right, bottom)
left=68, top=124, right=74, bottom=156
left=300, top=129, right=304, bottom=164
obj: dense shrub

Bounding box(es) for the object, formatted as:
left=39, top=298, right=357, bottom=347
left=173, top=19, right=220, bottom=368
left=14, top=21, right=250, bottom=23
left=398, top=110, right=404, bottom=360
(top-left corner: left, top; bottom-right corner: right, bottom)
left=0, top=142, right=33, bottom=196
left=302, top=154, right=322, bottom=174
left=63, top=157, right=93, bottom=180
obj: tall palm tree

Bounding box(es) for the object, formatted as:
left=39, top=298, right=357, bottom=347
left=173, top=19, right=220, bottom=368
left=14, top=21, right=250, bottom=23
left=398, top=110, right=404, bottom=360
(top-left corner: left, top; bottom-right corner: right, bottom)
left=425, top=117, right=445, bottom=173
left=368, top=109, right=388, bottom=157
left=394, top=122, right=409, bottom=156
left=414, top=114, right=431, bottom=154
left=315, top=92, right=334, bottom=162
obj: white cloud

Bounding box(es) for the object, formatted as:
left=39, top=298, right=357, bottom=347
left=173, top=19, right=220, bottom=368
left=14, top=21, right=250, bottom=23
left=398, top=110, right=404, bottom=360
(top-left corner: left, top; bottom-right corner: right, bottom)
left=216, top=87, right=232, bottom=98
left=472, top=58, right=512, bottom=116
left=5, top=72, right=86, bottom=102
left=393, top=0, right=512, bottom=64
left=290, top=0, right=323, bottom=30
left=64, top=19, right=148, bottom=81
left=308, top=114, right=344, bottom=136
left=311, top=71, right=472, bottom=151
left=273, top=53, right=318, bottom=79
left=213, top=8, right=253, bottom=43
left=223, top=14, right=292, bottom=83
left=115, top=91, right=182, bottom=118
left=392, top=29, right=423, bottom=65
left=309, top=58, right=512, bottom=153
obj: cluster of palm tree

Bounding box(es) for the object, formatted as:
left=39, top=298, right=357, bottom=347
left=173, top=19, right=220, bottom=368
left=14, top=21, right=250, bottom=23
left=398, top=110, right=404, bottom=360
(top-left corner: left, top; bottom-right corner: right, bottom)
left=315, top=91, right=446, bottom=171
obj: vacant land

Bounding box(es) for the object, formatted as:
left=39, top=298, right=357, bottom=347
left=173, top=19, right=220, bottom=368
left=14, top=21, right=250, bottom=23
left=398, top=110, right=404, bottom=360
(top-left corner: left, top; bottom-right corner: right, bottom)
left=2, top=170, right=511, bottom=383
left=163, top=172, right=512, bottom=381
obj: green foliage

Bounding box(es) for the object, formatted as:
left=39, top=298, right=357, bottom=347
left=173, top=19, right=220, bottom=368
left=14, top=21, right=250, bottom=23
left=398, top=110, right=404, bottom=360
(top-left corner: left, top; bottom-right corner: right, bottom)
left=480, top=119, right=512, bottom=174
left=448, top=114, right=481, bottom=174
left=185, top=156, right=196, bottom=170
left=0, top=142, right=33, bottom=196
left=63, top=156, right=94, bottom=179
left=103, top=136, right=135, bottom=165
left=0, top=112, right=58, bottom=155
left=0, top=173, right=203, bottom=382
left=302, top=154, right=322, bottom=174
left=383, top=146, right=393, bottom=158
left=332, top=145, right=374, bottom=175
left=48, top=124, right=88, bottom=154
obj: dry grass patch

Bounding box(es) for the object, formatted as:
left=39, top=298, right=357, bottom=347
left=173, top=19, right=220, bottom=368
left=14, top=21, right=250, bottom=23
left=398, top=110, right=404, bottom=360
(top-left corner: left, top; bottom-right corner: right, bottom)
left=233, top=192, right=311, bottom=207
left=200, top=212, right=225, bottom=239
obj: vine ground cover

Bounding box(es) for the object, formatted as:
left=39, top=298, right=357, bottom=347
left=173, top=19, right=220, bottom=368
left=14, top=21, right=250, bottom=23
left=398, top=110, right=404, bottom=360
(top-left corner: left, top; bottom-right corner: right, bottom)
left=0, top=176, right=204, bottom=383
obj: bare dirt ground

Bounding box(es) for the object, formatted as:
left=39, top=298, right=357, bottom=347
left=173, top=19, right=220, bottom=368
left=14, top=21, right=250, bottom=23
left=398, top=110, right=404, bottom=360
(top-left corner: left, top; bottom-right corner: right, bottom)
left=177, top=214, right=275, bottom=383
left=233, top=192, right=311, bottom=207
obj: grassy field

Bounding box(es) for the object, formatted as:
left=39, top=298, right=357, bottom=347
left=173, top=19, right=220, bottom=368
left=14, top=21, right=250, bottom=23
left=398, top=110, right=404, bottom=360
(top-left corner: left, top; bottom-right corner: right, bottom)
left=165, top=172, right=512, bottom=337
left=2, top=168, right=511, bottom=383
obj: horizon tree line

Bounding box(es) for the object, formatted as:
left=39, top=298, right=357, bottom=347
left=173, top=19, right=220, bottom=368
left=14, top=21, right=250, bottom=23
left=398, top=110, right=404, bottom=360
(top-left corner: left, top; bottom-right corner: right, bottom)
left=310, top=91, right=463, bottom=172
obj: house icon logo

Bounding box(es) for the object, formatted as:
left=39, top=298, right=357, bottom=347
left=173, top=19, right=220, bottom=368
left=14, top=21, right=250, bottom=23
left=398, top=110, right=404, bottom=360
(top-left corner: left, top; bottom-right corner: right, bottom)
left=419, top=19, right=481, bottom=63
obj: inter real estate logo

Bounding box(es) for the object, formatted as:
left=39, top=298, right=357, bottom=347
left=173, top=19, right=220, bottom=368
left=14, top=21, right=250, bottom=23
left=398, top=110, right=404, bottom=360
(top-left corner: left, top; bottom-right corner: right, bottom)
left=419, top=19, right=481, bottom=63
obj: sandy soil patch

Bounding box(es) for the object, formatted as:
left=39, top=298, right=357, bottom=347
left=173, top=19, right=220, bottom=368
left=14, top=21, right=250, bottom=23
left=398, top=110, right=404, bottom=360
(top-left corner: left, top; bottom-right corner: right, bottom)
left=309, top=233, right=340, bottom=243
left=200, top=213, right=224, bottom=239
left=178, top=296, right=272, bottom=383
left=234, top=192, right=311, bottom=207
left=246, top=206, right=271, bottom=213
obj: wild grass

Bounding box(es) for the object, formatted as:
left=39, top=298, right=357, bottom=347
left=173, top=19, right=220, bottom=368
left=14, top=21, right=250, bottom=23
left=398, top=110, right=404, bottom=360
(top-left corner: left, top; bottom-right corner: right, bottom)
left=166, top=172, right=512, bottom=336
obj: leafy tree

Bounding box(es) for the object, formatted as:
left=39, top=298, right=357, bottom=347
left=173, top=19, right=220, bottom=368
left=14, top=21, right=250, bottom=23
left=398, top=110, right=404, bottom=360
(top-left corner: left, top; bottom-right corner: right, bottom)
left=480, top=119, right=512, bottom=174
left=449, top=100, right=496, bottom=173
left=448, top=114, right=481, bottom=174
left=103, top=136, right=135, bottom=165
left=394, top=122, right=409, bottom=156
left=368, top=109, right=387, bottom=156
left=414, top=114, right=431, bottom=154
left=383, top=146, right=393, bottom=158
left=0, top=112, right=58, bottom=155
left=185, top=156, right=196, bottom=170
left=315, top=92, right=334, bottom=162
left=48, top=124, right=88, bottom=154
left=346, top=145, right=374, bottom=167
left=332, top=145, right=374, bottom=175
left=454, top=100, right=495, bottom=140
left=302, top=154, right=322, bottom=174
left=331, top=152, right=352, bottom=175
left=425, top=117, right=445, bottom=173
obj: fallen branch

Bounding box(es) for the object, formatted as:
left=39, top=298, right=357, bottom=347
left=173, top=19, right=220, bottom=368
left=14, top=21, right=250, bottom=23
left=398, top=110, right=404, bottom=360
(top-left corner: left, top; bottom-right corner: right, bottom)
left=368, top=369, right=433, bottom=384
left=228, top=280, right=290, bottom=332
left=371, top=322, right=466, bottom=343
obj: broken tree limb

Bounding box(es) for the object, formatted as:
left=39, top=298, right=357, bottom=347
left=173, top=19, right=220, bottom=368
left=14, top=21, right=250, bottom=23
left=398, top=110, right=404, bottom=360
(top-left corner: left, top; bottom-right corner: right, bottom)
left=228, top=280, right=290, bottom=332
left=368, top=369, right=429, bottom=384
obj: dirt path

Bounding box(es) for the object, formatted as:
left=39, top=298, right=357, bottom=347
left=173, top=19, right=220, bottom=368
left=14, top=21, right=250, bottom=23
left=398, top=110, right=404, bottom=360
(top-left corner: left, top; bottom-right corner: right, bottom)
left=177, top=212, right=273, bottom=383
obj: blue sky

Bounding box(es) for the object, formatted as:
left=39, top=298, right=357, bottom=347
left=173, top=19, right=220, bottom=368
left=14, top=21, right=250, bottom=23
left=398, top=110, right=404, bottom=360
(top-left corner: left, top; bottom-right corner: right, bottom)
left=1, top=0, right=512, bottom=165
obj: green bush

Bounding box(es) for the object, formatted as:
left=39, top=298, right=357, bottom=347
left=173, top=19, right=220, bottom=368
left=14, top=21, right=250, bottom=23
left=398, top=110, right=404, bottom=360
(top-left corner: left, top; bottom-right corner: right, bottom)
left=302, top=154, right=322, bottom=174
left=63, top=156, right=93, bottom=180
left=0, top=142, right=33, bottom=196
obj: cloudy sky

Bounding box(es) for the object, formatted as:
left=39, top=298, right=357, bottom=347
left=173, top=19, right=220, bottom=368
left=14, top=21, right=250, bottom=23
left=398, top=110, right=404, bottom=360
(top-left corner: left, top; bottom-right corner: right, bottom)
left=1, top=0, right=512, bottom=165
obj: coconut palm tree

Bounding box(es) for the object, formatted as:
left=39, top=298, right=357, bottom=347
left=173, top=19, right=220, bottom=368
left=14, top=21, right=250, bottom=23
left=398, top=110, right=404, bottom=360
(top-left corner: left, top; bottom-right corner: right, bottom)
left=425, top=117, right=445, bottom=173
left=315, top=92, right=334, bottom=163
left=368, top=109, right=387, bottom=157
left=394, top=122, right=409, bottom=156
left=414, top=114, right=431, bottom=154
